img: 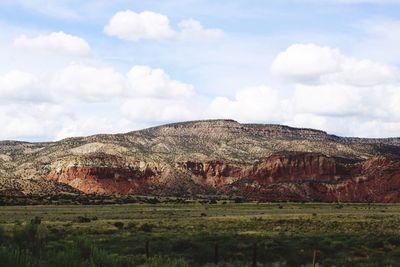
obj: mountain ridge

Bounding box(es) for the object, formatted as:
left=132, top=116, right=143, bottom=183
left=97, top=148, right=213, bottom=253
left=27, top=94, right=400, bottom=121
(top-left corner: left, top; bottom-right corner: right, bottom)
left=1, top=119, right=400, bottom=202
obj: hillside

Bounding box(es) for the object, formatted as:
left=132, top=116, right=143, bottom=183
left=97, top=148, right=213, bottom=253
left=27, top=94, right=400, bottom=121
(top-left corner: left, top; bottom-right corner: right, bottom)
left=1, top=119, right=400, bottom=202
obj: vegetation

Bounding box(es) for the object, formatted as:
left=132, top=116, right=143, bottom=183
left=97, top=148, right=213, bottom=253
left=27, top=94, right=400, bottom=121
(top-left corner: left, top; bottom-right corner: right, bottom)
left=1, top=201, right=400, bottom=266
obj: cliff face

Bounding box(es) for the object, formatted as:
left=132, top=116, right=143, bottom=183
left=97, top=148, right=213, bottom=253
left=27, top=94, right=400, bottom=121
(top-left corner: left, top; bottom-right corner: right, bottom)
left=1, top=120, right=400, bottom=202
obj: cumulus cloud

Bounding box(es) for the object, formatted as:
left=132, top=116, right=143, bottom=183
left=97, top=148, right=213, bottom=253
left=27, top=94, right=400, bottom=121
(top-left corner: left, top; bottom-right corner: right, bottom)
left=14, top=31, right=90, bottom=56
left=320, top=58, right=396, bottom=87
left=104, top=10, right=224, bottom=41
left=271, top=44, right=342, bottom=81
left=178, top=19, right=224, bottom=39
left=206, top=43, right=400, bottom=137
left=50, top=64, right=125, bottom=102
left=271, top=43, right=398, bottom=86
left=208, top=86, right=286, bottom=122
left=126, top=65, right=194, bottom=98
left=0, top=62, right=201, bottom=140
left=48, top=64, right=194, bottom=102
left=122, top=66, right=199, bottom=124
left=121, top=98, right=198, bottom=123
left=2, top=38, right=400, bottom=140
left=0, top=102, right=70, bottom=140
left=104, top=10, right=176, bottom=41
left=292, top=83, right=365, bottom=116
left=0, top=70, right=47, bottom=101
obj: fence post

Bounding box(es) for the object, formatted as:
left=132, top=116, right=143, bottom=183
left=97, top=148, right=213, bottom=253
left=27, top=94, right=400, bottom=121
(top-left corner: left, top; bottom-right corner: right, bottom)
left=252, top=243, right=257, bottom=267
left=214, top=242, right=219, bottom=265
left=145, top=241, right=150, bottom=259
left=312, top=249, right=317, bottom=267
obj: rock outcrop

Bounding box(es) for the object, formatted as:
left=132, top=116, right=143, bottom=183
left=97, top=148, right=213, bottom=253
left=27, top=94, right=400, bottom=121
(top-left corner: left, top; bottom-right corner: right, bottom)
left=1, top=119, right=400, bottom=202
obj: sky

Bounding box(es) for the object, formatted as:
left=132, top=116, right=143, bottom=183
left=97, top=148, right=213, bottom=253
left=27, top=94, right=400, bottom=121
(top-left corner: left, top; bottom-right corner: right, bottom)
left=1, top=0, right=400, bottom=141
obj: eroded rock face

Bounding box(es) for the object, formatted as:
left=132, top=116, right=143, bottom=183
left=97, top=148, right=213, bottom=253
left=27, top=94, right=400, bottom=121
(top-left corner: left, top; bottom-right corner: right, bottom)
left=2, top=120, right=400, bottom=202
left=45, top=153, right=160, bottom=194
left=231, top=155, right=400, bottom=203
left=44, top=152, right=400, bottom=202
left=47, top=166, right=157, bottom=194
left=177, top=160, right=243, bottom=187
left=176, top=153, right=400, bottom=202
left=251, top=153, right=342, bottom=183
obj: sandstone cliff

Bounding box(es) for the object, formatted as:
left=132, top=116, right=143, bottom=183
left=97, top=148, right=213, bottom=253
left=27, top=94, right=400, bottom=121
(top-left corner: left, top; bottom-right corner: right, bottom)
left=1, top=120, right=400, bottom=202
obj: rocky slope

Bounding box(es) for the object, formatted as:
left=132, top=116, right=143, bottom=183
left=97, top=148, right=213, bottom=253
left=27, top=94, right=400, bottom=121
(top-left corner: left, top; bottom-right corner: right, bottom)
left=1, top=119, right=400, bottom=202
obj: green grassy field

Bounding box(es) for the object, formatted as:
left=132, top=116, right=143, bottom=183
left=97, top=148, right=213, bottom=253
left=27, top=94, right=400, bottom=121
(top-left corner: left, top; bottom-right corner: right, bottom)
left=1, top=201, right=400, bottom=266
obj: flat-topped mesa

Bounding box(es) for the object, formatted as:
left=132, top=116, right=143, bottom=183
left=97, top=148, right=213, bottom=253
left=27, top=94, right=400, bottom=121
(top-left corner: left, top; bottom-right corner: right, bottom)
left=138, top=119, right=243, bottom=136
left=140, top=119, right=326, bottom=136
left=243, top=124, right=331, bottom=140
left=2, top=119, right=400, bottom=201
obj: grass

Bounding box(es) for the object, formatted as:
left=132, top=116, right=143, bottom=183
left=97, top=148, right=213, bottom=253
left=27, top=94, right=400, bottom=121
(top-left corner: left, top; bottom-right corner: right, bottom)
left=1, top=201, right=400, bottom=266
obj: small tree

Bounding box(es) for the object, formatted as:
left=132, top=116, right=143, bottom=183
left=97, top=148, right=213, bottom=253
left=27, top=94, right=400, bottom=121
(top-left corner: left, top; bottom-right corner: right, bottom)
left=0, top=224, right=4, bottom=245
left=13, top=218, right=48, bottom=257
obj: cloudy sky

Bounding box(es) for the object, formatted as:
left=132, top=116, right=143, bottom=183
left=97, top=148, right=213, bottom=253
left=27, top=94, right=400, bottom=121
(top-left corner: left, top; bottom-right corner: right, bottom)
left=1, top=0, right=400, bottom=141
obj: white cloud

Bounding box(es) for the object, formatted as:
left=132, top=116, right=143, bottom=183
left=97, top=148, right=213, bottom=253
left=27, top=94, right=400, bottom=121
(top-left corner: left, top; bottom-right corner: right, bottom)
left=271, top=43, right=398, bottom=86
left=104, top=10, right=224, bottom=41
left=0, top=62, right=202, bottom=140
left=121, top=66, right=199, bottom=124
left=208, top=86, right=286, bottom=122
left=0, top=102, right=70, bottom=140
left=320, top=58, right=396, bottom=87
left=50, top=64, right=125, bottom=102
left=0, top=70, right=46, bottom=101
left=48, top=64, right=194, bottom=102
left=178, top=19, right=224, bottom=39
left=126, top=65, right=194, bottom=98
left=207, top=43, right=400, bottom=137
left=2, top=36, right=400, bottom=140
left=54, top=115, right=134, bottom=140
left=121, top=98, right=198, bottom=123
left=104, top=10, right=176, bottom=41
left=271, top=44, right=342, bottom=81
left=292, top=83, right=364, bottom=116
left=14, top=32, right=90, bottom=56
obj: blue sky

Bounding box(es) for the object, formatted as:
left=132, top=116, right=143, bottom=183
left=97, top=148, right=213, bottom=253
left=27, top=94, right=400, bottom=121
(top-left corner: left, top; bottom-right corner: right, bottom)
left=1, top=0, right=400, bottom=141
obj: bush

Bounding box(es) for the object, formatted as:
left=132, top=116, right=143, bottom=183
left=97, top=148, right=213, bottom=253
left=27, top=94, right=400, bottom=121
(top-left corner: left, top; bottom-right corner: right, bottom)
left=125, top=222, right=137, bottom=230
left=12, top=220, right=48, bottom=256
left=234, top=197, right=243, bottom=203
left=30, top=216, right=41, bottom=225
left=139, top=223, right=154, bottom=233
left=0, top=247, right=37, bottom=267
left=74, top=216, right=91, bottom=223
left=114, top=222, right=124, bottom=230
left=47, top=237, right=122, bottom=267
left=147, top=197, right=160, bottom=204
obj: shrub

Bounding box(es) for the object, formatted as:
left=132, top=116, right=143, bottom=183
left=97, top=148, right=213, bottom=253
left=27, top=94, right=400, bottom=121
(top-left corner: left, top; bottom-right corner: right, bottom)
left=74, top=216, right=91, bottom=223
left=125, top=222, right=137, bottom=230
left=12, top=220, right=48, bottom=256
left=0, top=247, right=37, bottom=267
left=0, top=225, right=5, bottom=246
left=139, top=223, right=154, bottom=232
left=147, top=197, right=160, bottom=204
left=114, top=222, right=124, bottom=230
left=30, top=216, right=41, bottom=225
left=234, top=197, right=243, bottom=203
